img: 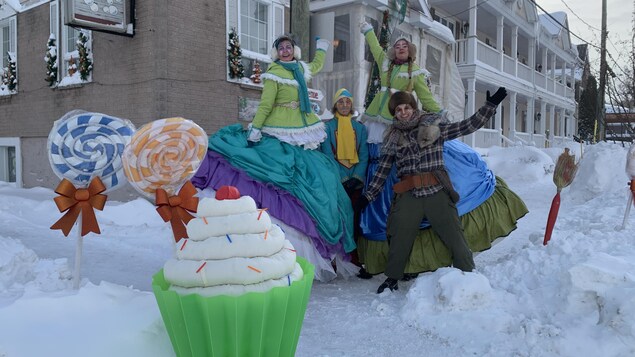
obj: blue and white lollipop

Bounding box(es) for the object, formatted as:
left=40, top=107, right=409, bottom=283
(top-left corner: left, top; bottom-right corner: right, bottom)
left=48, top=111, right=136, bottom=192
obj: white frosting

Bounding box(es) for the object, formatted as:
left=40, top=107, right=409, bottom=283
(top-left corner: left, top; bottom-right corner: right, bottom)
left=164, top=195, right=303, bottom=296
left=177, top=224, right=286, bottom=260
left=186, top=211, right=272, bottom=240
left=197, top=196, right=257, bottom=216
left=169, top=263, right=304, bottom=297
left=164, top=240, right=297, bottom=287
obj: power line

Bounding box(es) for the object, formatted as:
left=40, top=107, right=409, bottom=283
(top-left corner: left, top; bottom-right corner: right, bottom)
left=557, top=0, right=601, bottom=32
left=528, top=0, right=600, bottom=51
left=439, top=0, right=493, bottom=20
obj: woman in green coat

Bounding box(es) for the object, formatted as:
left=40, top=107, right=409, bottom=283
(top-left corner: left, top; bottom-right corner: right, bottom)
left=200, top=35, right=358, bottom=281
left=247, top=34, right=330, bottom=150
left=360, top=21, right=441, bottom=128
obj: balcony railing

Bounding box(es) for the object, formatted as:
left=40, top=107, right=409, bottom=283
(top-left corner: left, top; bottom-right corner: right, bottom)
left=456, top=38, right=575, bottom=100
left=517, top=62, right=532, bottom=82
left=455, top=39, right=467, bottom=64
left=535, top=72, right=546, bottom=89
left=503, top=55, right=515, bottom=75
left=477, top=41, right=499, bottom=67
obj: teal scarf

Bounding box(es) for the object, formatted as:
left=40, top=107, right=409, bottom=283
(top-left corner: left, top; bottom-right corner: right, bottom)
left=277, top=60, right=312, bottom=114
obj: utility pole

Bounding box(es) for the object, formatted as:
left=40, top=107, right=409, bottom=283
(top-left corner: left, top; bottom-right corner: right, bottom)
left=290, top=0, right=310, bottom=60
left=597, top=0, right=608, bottom=141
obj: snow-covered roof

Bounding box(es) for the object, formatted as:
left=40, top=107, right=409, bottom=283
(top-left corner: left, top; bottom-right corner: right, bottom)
left=606, top=104, right=634, bottom=114
left=425, top=20, right=455, bottom=44
left=539, top=11, right=567, bottom=36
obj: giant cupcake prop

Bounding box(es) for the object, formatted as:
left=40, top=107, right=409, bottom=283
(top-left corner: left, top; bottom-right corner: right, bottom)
left=152, top=185, right=314, bottom=357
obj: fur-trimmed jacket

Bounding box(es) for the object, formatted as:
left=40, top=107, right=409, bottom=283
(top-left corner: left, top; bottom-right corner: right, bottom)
left=364, top=102, right=498, bottom=201
left=362, top=29, right=441, bottom=124
left=251, top=50, right=326, bottom=131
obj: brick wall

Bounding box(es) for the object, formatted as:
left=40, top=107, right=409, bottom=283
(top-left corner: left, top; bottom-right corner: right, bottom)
left=0, top=0, right=263, bottom=195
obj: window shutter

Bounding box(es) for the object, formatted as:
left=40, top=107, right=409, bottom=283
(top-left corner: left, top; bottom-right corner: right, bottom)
left=50, top=2, right=59, bottom=39
left=8, top=18, right=16, bottom=53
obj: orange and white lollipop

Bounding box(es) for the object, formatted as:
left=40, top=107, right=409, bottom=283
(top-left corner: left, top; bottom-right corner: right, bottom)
left=122, top=117, right=208, bottom=199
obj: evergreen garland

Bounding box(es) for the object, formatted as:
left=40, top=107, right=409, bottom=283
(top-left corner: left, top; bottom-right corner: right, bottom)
left=45, top=34, right=58, bottom=87
left=364, top=10, right=391, bottom=109
left=77, top=30, right=93, bottom=81
left=227, top=28, right=245, bottom=79
left=2, top=52, right=17, bottom=92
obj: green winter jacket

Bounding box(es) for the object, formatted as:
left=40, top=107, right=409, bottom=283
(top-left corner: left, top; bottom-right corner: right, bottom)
left=363, top=29, right=441, bottom=124
left=251, top=49, right=326, bottom=130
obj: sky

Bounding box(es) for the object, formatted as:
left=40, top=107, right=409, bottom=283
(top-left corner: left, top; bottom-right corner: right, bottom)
left=538, top=0, right=634, bottom=80
left=1, top=140, right=635, bottom=356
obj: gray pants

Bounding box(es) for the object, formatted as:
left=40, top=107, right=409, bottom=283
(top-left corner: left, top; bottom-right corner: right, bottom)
left=385, top=190, right=475, bottom=279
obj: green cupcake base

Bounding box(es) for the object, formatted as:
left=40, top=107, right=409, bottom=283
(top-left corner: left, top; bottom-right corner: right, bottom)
left=152, top=257, right=315, bottom=357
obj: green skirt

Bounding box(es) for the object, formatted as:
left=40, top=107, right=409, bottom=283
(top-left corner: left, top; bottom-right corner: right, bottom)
left=357, top=176, right=528, bottom=274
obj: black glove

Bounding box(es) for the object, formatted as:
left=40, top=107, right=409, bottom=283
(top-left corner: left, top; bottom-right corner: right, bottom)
left=343, top=178, right=362, bottom=192
left=486, top=87, right=507, bottom=106
left=355, top=195, right=370, bottom=214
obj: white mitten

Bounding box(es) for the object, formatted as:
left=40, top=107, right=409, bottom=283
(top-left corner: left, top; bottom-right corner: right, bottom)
left=247, top=126, right=262, bottom=142
left=360, top=21, right=373, bottom=34
left=316, top=38, right=330, bottom=52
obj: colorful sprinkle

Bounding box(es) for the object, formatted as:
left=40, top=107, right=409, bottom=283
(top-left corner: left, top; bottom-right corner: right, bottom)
left=286, top=248, right=296, bottom=252
left=287, top=275, right=291, bottom=286
left=226, top=234, right=232, bottom=243
left=257, top=208, right=268, bottom=220
left=248, top=265, right=261, bottom=273
left=180, top=239, right=188, bottom=251
left=202, top=217, right=208, bottom=225
left=196, top=261, right=207, bottom=273
left=263, top=230, right=268, bottom=240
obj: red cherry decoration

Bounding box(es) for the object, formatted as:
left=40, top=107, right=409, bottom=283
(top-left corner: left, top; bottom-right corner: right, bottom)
left=215, top=185, right=241, bottom=200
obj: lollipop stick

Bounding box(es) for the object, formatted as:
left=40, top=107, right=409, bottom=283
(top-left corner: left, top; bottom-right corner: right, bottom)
left=621, top=190, right=634, bottom=230
left=73, top=214, right=83, bottom=289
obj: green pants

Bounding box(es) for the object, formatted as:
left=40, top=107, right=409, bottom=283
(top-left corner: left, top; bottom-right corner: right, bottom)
left=385, top=190, right=475, bottom=279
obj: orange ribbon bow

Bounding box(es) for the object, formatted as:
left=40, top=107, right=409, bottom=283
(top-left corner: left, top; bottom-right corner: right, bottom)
left=155, top=181, right=199, bottom=242
left=50, top=177, right=108, bottom=237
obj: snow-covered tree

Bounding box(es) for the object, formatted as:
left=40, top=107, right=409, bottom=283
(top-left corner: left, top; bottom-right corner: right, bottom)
left=77, top=30, right=93, bottom=81
left=227, top=28, right=245, bottom=79
left=1, top=51, right=17, bottom=92
left=45, top=34, right=58, bottom=87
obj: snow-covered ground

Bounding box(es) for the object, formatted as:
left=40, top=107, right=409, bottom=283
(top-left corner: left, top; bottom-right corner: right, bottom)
left=1, top=141, right=635, bottom=357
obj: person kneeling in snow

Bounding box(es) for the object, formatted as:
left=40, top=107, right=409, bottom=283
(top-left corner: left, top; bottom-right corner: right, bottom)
left=356, top=88, right=507, bottom=293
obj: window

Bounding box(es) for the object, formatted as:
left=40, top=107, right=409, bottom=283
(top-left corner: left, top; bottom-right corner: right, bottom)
left=333, top=15, right=350, bottom=63
left=0, top=138, right=20, bottom=186
left=62, top=23, right=81, bottom=78
left=236, top=0, right=284, bottom=80
left=425, top=45, right=441, bottom=87
left=240, top=0, right=269, bottom=55
left=0, top=16, right=17, bottom=94
left=50, top=1, right=92, bottom=85
left=0, top=17, right=16, bottom=69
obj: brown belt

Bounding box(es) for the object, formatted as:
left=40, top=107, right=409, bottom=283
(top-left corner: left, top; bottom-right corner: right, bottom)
left=393, top=172, right=439, bottom=193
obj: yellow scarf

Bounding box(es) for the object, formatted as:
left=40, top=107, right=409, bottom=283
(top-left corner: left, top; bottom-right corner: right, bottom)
left=335, top=113, right=359, bottom=168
